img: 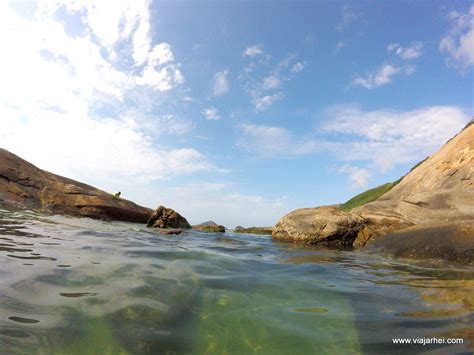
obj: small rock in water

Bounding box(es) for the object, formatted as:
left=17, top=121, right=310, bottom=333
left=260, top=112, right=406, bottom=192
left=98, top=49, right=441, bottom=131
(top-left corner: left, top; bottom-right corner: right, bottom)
left=147, top=206, right=191, bottom=230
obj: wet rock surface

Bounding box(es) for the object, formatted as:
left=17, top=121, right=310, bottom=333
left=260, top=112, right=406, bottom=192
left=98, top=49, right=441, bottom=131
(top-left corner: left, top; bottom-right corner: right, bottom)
left=146, top=205, right=191, bottom=230
left=193, top=221, right=225, bottom=233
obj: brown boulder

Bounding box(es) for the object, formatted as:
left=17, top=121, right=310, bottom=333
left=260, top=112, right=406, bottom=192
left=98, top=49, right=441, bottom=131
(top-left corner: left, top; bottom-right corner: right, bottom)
left=193, top=221, right=226, bottom=233
left=272, top=206, right=366, bottom=246
left=146, top=205, right=191, bottom=229
left=0, top=148, right=153, bottom=223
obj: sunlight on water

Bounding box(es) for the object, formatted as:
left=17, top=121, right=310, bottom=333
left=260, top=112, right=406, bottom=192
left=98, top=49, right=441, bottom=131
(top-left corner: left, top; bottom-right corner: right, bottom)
left=0, top=208, right=472, bottom=354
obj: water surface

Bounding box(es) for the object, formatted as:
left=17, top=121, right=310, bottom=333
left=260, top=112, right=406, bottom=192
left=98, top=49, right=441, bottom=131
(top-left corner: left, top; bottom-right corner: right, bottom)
left=0, top=208, right=472, bottom=354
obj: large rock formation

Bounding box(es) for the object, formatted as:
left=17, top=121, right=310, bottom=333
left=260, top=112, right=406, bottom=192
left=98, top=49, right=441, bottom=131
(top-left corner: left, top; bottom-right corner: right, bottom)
left=272, top=123, right=474, bottom=256
left=353, top=122, right=474, bottom=245
left=273, top=206, right=365, bottom=246
left=0, top=148, right=153, bottom=223
left=193, top=221, right=226, bottom=233
left=147, top=206, right=191, bottom=229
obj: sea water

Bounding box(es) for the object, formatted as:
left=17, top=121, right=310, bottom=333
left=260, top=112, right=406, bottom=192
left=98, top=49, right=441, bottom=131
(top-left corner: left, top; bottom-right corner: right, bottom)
left=0, top=208, right=472, bottom=354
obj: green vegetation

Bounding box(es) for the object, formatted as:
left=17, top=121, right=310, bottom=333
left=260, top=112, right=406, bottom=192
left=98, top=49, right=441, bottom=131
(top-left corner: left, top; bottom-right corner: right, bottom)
left=339, top=182, right=399, bottom=212
left=339, top=155, right=431, bottom=212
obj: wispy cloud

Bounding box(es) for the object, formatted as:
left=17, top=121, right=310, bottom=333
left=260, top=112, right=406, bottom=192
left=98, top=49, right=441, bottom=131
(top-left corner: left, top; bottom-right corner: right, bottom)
left=201, top=107, right=221, bottom=120
left=240, top=53, right=304, bottom=112
left=236, top=123, right=319, bottom=157
left=335, top=41, right=346, bottom=54
left=243, top=44, right=263, bottom=57
left=336, top=5, right=362, bottom=31
left=236, top=106, right=469, bottom=185
left=322, top=105, right=470, bottom=171
left=337, top=165, right=371, bottom=188
left=253, top=93, right=283, bottom=112
left=212, top=69, right=229, bottom=96
left=439, top=4, right=474, bottom=69
left=291, top=62, right=305, bottom=73
left=387, top=42, right=424, bottom=60
left=352, top=64, right=415, bottom=89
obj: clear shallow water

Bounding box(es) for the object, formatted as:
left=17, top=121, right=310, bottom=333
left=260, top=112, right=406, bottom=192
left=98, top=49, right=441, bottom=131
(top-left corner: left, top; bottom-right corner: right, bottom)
left=0, top=208, right=473, bottom=355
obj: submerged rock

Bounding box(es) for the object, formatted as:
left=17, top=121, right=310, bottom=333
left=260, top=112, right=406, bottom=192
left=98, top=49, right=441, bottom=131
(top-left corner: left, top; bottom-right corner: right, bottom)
left=147, top=206, right=191, bottom=229
left=367, top=222, right=474, bottom=265
left=193, top=221, right=225, bottom=233
left=156, top=228, right=184, bottom=235
left=0, top=148, right=153, bottom=223
left=272, top=206, right=365, bottom=246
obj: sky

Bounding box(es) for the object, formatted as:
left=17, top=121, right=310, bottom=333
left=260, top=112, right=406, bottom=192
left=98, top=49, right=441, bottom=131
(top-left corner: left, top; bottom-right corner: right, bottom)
left=0, top=1, right=472, bottom=228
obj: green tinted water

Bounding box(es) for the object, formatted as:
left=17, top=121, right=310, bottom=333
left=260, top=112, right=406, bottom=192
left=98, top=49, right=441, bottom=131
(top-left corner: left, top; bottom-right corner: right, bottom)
left=0, top=208, right=472, bottom=354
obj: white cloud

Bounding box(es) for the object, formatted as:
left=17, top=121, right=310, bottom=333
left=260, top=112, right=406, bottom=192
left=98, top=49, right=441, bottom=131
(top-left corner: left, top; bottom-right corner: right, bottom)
left=336, top=5, right=362, bottom=31
left=387, top=43, right=399, bottom=52
left=335, top=41, right=346, bottom=53
left=240, top=54, right=304, bottom=111
left=338, top=165, right=371, bottom=188
left=237, top=106, right=469, bottom=175
left=243, top=44, right=263, bottom=57
left=291, top=62, right=305, bottom=73
left=212, top=69, right=229, bottom=96
left=262, top=75, right=281, bottom=90
left=440, top=5, right=474, bottom=69
left=387, top=42, right=423, bottom=60
left=1, top=111, right=213, bottom=187
left=0, top=1, right=215, bottom=190
left=322, top=105, right=470, bottom=171
left=253, top=93, right=283, bottom=112
left=352, top=64, right=415, bottom=89
left=201, top=107, right=221, bottom=120
left=236, top=123, right=318, bottom=157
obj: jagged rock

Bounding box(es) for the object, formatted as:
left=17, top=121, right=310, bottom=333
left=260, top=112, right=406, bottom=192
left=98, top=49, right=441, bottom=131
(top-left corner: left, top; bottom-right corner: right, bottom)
left=146, top=205, right=191, bottom=229
left=272, top=206, right=366, bottom=246
left=193, top=221, right=225, bottom=233
left=0, top=148, right=153, bottom=223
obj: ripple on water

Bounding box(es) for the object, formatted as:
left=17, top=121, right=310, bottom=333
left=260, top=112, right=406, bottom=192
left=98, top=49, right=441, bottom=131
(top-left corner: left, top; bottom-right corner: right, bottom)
left=0, top=209, right=473, bottom=354
left=59, top=292, right=98, bottom=298
left=8, top=316, right=40, bottom=324
left=7, top=254, right=57, bottom=261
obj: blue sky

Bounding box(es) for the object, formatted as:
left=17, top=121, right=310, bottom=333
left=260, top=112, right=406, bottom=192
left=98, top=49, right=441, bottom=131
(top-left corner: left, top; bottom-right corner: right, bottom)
left=0, top=1, right=472, bottom=227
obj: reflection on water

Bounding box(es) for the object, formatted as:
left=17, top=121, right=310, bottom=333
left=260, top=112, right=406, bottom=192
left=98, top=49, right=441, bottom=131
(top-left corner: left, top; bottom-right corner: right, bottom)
left=0, top=208, right=472, bottom=354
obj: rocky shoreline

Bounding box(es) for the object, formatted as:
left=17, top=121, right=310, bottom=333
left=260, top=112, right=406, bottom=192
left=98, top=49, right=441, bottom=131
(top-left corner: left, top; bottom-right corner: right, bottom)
left=0, top=149, right=153, bottom=223
left=1, top=122, right=472, bottom=263
left=272, top=122, right=474, bottom=263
